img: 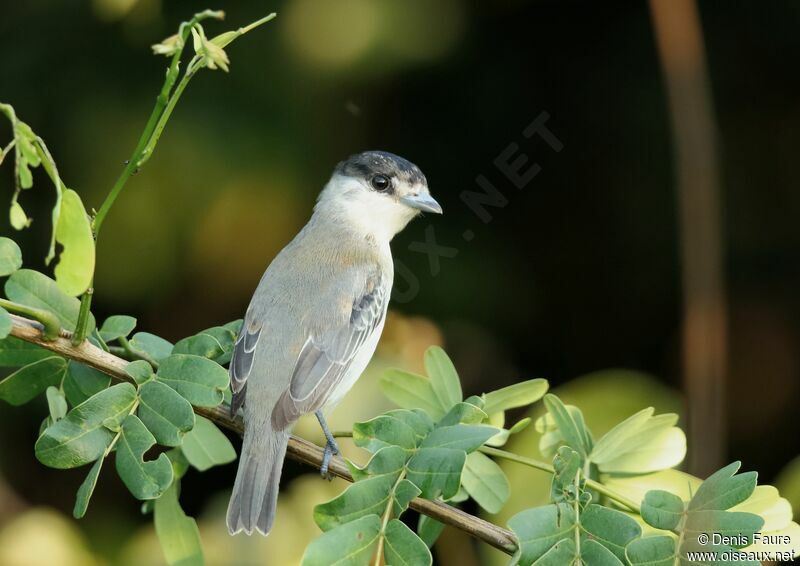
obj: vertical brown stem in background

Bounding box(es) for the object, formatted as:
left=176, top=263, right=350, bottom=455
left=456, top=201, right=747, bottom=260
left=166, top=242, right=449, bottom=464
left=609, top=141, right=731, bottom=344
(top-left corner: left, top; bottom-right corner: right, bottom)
left=649, top=0, right=727, bottom=476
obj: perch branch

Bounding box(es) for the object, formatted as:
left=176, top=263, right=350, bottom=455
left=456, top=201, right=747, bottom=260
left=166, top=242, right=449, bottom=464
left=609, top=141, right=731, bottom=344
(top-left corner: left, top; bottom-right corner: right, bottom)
left=7, top=314, right=518, bottom=555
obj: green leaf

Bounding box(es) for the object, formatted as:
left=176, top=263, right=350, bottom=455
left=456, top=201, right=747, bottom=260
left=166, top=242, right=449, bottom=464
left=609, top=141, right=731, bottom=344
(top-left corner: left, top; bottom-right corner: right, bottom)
left=580, top=504, right=641, bottom=562
left=482, top=378, right=549, bottom=415
left=419, top=424, right=498, bottom=452
left=406, top=447, right=465, bottom=499
left=508, top=500, right=640, bottom=565
left=10, top=200, right=31, bottom=230
left=393, top=479, right=421, bottom=515
left=301, top=514, right=381, bottom=566
left=52, top=189, right=95, bottom=296
left=353, top=413, right=418, bottom=453
left=540, top=394, right=593, bottom=458
left=137, top=380, right=196, bottom=447
left=154, top=481, right=204, bottom=566
left=4, top=269, right=95, bottom=332
left=156, top=354, right=229, bottom=407
left=550, top=446, right=582, bottom=504
left=46, top=386, right=67, bottom=421
left=99, top=315, right=137, bottom=342
left=641, top=490, right=684, bottom=530
left=589, top=408, right=686, bottom=474
left=314, top=474, right=397, bottom=531
left=508, top=503, right=575, bottom=564
left=73, top=457, right=104, bottom=519
left=0, top=307, right=12, bottom=339
left=384, top=519, right=432, bottom=566
left=625, top=535, right=676, bottom=566
left=348, top=445, right=408, bottom=482
left=18, top=160, right=33, bottom=189
left=637, top=462, right=765, bottom=565
left=0, top=356, right=67, bottom=405
left=580, top=539, right=624, bottom=565
left=115, top=414, right=174, bottom=500
left=181, top=416, right=236, bottom=471
left=462, top=451, right=510, bottom=513
left=129, top=332, right=174, bottom=362
left=166, top=448, right=191, bottom=481
left=63, top=362, right=111, bottom=406
left=172, top=325, right=236, bottom=363
left=0, top=336, right=51, bottom=366
left=380, top=368, right=445, bottom=419
left=36, top=383, right=137, bottom=468
left=417, top=515, right=445, bottom=548
left=689, top=461, right=757, bottom=511
left=126, top=360, right=154, bottom=385
left=437, top=399, right=487, bottom=427
left=0, top=237, right=22, bottom=276
left=424, top=346, right=462, bottom=409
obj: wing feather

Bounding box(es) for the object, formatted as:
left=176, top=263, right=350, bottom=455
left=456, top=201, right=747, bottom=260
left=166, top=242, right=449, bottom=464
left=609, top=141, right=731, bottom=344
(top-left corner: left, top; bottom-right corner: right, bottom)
left=229, top=322, right=262, bottom=415
left=271, top=273, right=388, bottom=429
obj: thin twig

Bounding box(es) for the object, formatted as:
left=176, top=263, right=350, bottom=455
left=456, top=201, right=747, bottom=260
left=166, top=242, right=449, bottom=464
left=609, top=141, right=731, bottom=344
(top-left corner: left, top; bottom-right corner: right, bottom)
left=7, top=314, right=518, bottom=555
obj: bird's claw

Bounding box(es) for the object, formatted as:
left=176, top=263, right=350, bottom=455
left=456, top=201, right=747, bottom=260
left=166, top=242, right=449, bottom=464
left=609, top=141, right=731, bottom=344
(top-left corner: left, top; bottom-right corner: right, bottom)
left=320, top=437, right=340, bottom=480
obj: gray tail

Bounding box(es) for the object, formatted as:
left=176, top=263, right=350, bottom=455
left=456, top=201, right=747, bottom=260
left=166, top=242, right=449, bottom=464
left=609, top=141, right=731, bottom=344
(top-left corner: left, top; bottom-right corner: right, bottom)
left=226, top=426, right=290, bottom=536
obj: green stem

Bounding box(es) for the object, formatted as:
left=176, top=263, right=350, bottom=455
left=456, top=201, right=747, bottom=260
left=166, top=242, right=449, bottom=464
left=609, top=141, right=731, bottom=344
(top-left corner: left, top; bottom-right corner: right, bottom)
left=374, top=470, right=406, bottom=566
left=118, top=336, right=160, bottom=369
left=92, top=328, right=110, bottom=352
left=0, top=298, right=61, bottom=340
left=75, top=14, right=216, bottom=343
left=72, top=285, right=93, bottom=345
left=136, top=58, right=201, bottom=168
left=479, top=446, right=641, bottom=514
left=0, top=139, right=15, bottom=166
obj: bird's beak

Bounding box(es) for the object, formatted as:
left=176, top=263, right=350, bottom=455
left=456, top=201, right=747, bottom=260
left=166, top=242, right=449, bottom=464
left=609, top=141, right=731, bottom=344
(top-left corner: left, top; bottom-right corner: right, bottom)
left=401, top=193, right=443, bottom=214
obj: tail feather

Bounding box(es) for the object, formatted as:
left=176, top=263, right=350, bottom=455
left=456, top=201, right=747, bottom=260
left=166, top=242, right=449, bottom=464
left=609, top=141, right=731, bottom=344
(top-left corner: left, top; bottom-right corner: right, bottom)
left=227, top=427, right=289, bottom=536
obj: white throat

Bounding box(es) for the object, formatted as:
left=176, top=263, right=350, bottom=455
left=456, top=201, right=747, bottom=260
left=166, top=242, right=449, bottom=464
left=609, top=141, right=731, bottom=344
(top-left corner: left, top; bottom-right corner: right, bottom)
left=314, top=175, right=418, bottom=243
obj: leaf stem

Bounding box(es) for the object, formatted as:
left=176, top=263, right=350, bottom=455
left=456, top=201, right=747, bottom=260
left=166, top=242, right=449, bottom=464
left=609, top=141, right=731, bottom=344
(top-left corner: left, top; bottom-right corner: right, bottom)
left=0, top=298, right=61, bottom=340
left=479, top=446, right=641, bottom=514
left=136, top=59, right=201, bottom=168
left=0, top=139, right=15, bottom=166
left=118, top=336, right=160, bottom=369
left=374, top=470, right=406, bottom=566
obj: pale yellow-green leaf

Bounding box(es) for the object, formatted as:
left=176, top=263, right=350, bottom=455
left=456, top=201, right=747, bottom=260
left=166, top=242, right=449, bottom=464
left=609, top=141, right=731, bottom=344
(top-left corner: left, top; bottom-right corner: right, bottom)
left=590, top=408, right=686, bottom=474
left=732, top=485, right=793, bottom=532
left=602, top=468, right=701, bottom=505
left=10, top=201, right=31, bottom=230
left=53, top=189, right=95, bottom=296
left=743, top=520, right=800, bottom=558
left=595, top=426, right=685, bottom=474
left=735, top=489, right=800, bottom=560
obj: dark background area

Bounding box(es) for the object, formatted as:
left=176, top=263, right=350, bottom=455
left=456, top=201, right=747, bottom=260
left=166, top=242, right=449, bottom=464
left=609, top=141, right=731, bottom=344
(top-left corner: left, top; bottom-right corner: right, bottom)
left=2, top=1, right=800, bottom=564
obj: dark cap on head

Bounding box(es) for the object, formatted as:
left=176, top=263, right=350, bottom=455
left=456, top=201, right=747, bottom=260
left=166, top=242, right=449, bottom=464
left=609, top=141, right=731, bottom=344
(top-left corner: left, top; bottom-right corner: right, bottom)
left=335, top=151, right=427, bottom=187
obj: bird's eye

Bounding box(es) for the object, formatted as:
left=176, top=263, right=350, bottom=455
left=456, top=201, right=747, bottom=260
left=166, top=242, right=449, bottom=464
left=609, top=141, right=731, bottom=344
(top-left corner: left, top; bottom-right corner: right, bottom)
left=371, top=174, right=391, bottom=192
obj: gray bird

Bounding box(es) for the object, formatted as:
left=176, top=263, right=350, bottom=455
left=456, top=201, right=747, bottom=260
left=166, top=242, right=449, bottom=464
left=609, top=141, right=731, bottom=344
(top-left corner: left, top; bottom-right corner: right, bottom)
left=226, top=150, right=442, bottom=536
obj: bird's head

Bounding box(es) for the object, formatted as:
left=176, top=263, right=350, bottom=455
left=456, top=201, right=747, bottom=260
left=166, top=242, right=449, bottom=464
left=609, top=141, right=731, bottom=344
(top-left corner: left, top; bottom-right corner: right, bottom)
left=316, top=151, right=442, bottom=242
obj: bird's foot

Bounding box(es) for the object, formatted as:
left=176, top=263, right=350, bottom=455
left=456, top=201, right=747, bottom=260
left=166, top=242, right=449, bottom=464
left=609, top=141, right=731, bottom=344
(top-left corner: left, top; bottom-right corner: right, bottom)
left=316, top=410, right=340, bottom=480
left=320, top=437, right=340, bottom=480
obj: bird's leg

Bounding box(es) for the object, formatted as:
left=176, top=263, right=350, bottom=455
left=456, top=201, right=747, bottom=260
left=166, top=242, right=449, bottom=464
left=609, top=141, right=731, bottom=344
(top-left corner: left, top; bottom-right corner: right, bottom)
left=315, top=410, right=340, bottom=479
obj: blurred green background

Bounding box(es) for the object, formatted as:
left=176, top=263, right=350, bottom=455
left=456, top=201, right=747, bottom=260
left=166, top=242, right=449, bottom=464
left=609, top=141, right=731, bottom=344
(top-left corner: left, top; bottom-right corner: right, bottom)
left=2, top=1, right=800, bottom=564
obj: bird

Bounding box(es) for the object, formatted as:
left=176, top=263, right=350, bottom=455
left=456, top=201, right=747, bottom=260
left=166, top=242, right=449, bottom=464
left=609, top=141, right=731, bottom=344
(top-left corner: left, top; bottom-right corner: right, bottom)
left=225, top=150, right=442, bottom=536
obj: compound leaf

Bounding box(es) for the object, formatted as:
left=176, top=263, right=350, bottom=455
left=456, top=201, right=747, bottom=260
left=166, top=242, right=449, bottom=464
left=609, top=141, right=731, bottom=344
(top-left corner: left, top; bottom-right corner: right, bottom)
left=115, top=414, right=173, bottom=500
